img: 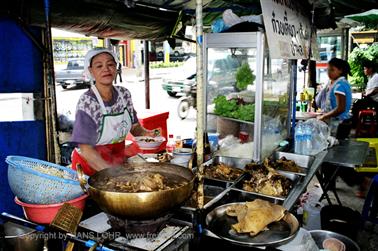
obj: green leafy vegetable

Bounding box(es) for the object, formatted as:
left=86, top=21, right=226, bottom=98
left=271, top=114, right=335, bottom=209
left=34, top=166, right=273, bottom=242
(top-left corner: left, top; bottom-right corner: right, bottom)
left=235, top=63, right=255, bottom=91
left=213, top=95, right=255, bottom=122
left=214, top=95, right=238, bottom=118
left=348, top=43, right=378, bottom=91
left=231, top=104, right=255, bottom=121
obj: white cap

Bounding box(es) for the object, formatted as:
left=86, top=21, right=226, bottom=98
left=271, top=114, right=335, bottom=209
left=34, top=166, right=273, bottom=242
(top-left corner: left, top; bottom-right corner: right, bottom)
left=84, top=48, right=119, bottom=81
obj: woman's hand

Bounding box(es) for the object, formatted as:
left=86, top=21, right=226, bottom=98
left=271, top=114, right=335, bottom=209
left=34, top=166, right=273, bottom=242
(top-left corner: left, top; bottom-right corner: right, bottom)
left=78, top=144, right=112, bottom=171
left=317, top=114, right=327, bottom=121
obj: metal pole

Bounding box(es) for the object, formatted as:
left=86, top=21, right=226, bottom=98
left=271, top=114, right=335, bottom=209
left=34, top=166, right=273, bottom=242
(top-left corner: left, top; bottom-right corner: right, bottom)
left=341, top=28, right=346, bottom=60
left=144, top=41, right=150, bottom=109
left=344, top=28, right=350, bottom=59
left=308, top=60, right=316, bottom=88
left=195, top=0, right=204, bottom=209
left=43, top=0, right=60, bottom=163
left=290, top=60, right=298, bottom=138
left=253, top=32, right=265, bottom=162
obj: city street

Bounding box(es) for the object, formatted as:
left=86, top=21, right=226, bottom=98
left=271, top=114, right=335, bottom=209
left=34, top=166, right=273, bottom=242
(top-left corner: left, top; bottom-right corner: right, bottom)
left=55, top=67, right=197, bottom=140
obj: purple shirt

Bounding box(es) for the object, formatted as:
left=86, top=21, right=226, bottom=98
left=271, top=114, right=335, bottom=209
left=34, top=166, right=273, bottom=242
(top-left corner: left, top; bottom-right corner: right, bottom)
left=71, top=86, right=138, bottom=146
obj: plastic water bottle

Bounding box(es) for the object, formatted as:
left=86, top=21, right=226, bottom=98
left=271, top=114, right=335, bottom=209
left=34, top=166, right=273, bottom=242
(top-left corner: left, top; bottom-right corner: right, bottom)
left=303, top=124, right=313, bottom=155
left=303, top=202, right=323, bottom=230
left=300, top=124, right=309, bottom=155
left=295, top=123, right=304, bottom=154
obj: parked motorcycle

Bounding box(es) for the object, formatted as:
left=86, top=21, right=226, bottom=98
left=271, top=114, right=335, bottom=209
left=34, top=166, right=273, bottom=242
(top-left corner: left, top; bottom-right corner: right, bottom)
left=177, top=83, right=197, bottom=120
left=177, top=82, right=237, bottom=119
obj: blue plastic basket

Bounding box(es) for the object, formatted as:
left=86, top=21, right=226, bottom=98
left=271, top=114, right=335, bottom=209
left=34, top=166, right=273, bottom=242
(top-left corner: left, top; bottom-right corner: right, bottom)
left=6, top=156, right=85, bottom=205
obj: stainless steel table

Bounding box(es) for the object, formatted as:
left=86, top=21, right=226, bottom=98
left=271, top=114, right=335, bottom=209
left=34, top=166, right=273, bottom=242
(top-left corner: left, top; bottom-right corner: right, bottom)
left=319, top=140, right=370, bottom=205
left=323, top=140, right=370, bottom=168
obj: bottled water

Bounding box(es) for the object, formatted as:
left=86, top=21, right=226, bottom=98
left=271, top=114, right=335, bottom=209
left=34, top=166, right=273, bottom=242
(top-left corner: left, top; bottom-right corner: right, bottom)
left=295, top=122, right=304, bottom=154
left=302, top=124, right=313, bottom=155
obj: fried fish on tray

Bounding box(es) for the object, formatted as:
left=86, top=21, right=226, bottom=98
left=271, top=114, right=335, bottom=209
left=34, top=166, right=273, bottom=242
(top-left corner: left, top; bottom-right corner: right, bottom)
left=205, top=163, right=244, bottom=181
left=226, top=199, right=286, bottom=236
left=244, top=162, right=292, bottom=197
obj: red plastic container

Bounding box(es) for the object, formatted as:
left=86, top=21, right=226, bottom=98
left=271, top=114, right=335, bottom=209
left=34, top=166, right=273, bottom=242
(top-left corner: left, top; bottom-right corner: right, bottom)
left=126, top=110, right=169, bottom=155
left=15, top=194, right=88, bottom=224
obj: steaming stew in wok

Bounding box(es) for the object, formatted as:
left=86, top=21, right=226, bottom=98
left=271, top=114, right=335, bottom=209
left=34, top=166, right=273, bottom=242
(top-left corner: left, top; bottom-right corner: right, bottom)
left=94, top=172, right=188, bottom=192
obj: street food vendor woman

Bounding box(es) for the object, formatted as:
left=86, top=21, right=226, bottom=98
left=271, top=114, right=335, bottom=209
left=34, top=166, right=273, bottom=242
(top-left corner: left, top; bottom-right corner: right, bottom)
left=71, top=48, right=156, bottom=176
left=317, top=58, right=352, bottom=139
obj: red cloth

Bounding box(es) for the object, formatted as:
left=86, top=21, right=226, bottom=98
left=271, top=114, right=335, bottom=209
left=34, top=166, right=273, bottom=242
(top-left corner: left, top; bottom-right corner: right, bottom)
left=71, top=141, right=125, bottom=176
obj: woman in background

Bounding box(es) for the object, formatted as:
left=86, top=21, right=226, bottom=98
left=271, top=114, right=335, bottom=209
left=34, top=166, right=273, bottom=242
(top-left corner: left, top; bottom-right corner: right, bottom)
left=318, top=58, right=352, bottom=139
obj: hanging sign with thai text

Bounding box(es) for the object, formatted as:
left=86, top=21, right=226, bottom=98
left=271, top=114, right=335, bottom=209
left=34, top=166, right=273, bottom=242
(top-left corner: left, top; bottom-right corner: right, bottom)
left=260, top=0, right=319, bottom=60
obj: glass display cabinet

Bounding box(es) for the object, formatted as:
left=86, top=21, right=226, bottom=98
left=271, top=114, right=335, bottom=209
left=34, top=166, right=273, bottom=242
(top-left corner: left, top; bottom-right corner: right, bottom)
left=203, top=32, right=293, bottom=161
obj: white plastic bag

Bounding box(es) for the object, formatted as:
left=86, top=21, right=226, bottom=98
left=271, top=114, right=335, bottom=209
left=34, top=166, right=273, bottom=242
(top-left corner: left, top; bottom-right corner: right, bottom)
left=303, top=119, right=330, bottom=155
left=279, top=228, right=319, bottom=251
left=222, top=9, right=242, bottom=27
left=217, top=135, right=254, bottom=159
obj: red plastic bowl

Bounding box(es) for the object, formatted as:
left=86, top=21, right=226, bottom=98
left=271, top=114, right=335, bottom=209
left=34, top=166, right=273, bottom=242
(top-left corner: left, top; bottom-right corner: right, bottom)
left=15, top=194, right=88, bottom=224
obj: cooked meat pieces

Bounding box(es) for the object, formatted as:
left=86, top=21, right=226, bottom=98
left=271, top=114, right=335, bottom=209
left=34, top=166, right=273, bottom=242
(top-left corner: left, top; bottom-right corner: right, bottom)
left=226, top=199, right=286, bottom=236
left=205, top=163, right=243, bottom=181
left=243, top=163, right=292, bottom=197
left=95, top=172, right=185, bottom=192
left=264, top=157, right=303, bottom=173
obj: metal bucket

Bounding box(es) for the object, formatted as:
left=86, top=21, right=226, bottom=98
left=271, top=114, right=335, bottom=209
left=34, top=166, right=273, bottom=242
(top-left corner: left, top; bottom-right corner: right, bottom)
left=2, top=222, right=44, bottom=251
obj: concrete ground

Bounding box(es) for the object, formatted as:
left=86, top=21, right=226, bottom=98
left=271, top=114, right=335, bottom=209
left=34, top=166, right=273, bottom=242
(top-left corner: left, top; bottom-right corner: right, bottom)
left=306, top=175, right=378, bottom=251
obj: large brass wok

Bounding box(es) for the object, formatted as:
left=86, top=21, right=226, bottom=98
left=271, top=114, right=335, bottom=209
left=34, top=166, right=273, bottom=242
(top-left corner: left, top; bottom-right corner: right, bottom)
left=77, top=163, right=194, bottom=219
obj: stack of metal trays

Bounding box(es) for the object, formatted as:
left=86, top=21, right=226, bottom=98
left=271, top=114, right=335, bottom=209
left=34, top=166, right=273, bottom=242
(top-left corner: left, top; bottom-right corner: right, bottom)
left=178, top=156, right=252, bottom=217
left=178, top=152, right=315, bottom=222
left=228, top=152, right=315, bottom=206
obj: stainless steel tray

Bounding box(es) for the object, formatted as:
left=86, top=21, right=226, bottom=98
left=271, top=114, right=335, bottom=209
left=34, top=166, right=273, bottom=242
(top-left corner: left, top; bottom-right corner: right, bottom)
left=203, top=156, right=252, bottom=184
left=232, top=171, right=302, bottom=201
left=212, top=156, right=253, bottom=169
left=275, top=152, right=314, bottom=172
left=210, top=188, right=284, bottom=206
left=181, top=184, right=227, bottom=211
left=205, top=202, right=299, bottom=247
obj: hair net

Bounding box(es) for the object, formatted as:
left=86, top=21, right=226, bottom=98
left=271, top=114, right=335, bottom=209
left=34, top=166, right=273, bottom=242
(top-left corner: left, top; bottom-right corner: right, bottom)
left=84, top=48, right=119, bottom=81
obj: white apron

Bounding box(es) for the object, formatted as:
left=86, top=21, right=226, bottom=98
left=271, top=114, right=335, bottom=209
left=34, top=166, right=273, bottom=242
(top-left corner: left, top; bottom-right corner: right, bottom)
left=91, top=85, right=132, bottom=145
left=72, top=85, right=133, bottom=175
left=324, top=77, right=344, bottom=136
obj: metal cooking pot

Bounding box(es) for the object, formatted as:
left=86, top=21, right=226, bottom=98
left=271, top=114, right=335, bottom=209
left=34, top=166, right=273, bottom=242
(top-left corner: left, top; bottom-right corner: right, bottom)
left=77, top=163, right=194, bottom=219
left=2, top=222, right=44, bottom=251
left=309, top=230, right=360, bottom=251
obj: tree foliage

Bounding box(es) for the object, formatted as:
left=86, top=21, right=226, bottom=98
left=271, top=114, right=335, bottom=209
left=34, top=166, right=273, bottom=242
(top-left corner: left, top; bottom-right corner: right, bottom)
left=348, top=43, right=378, bottom=90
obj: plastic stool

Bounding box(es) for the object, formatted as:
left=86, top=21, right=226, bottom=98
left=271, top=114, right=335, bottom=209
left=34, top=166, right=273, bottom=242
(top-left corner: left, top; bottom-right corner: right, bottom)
left=355, top=138, right=378, bottom=173
left=356, top=110, right=377, bottom=137
left=362, top=174, right=378, bottom=224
